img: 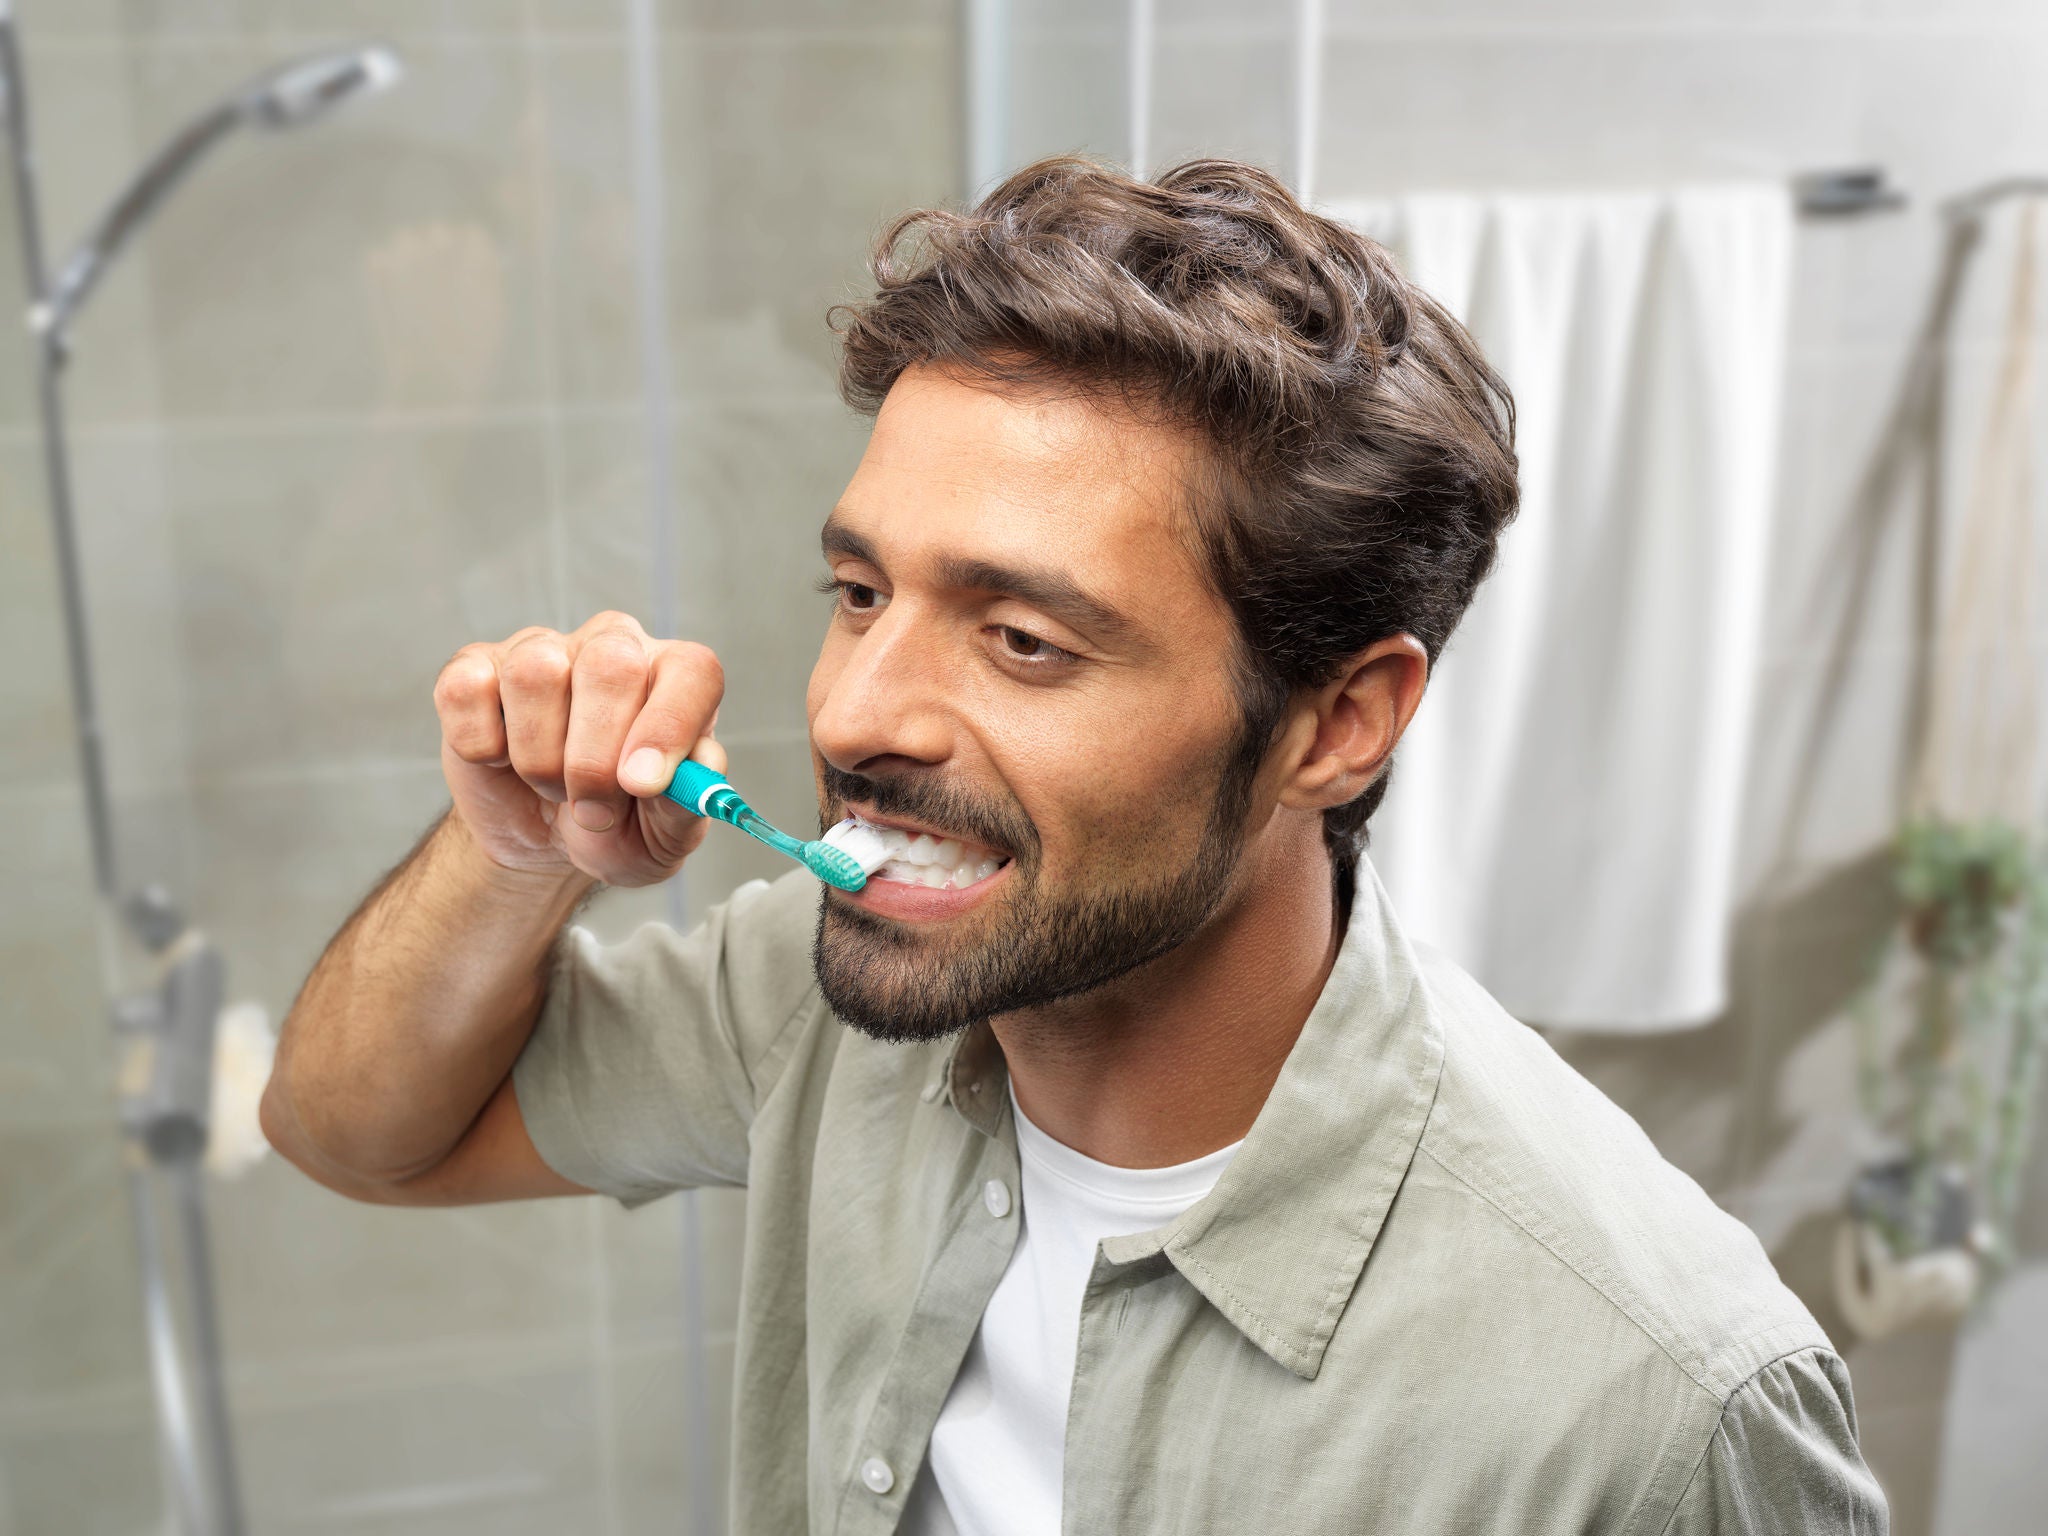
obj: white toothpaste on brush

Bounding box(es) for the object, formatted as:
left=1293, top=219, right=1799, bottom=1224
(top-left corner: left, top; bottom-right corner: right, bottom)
left=820, top=816, right=1007, bottom=891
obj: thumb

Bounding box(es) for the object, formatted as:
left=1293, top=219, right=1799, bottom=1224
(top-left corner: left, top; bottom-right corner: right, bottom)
left=618, top=730, right=726, bottom=798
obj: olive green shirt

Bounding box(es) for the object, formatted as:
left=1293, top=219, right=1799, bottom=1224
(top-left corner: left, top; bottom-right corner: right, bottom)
left=513, top=863, right=1887, bottom=1535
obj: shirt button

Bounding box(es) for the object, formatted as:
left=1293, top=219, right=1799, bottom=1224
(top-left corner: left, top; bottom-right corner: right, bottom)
left=983, top=1178, right=1012, bottom=1218
left=859, top=1456, right=894, bottom=1495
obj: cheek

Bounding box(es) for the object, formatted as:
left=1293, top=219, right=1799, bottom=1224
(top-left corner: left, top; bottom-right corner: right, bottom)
left=1001, top=671, right=1241, bottom=869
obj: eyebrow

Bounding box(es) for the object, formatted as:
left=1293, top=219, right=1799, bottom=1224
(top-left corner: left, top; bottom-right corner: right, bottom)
left=821, top=514, right=1145, bottom=650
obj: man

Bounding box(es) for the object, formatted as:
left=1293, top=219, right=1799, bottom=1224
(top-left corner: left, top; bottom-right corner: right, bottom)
left=263, top=158, right=1886, bottom=1534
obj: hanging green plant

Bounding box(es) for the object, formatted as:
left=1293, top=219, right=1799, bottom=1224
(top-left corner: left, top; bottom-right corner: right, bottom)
left=1851, top=813, right=2048, bottom=1278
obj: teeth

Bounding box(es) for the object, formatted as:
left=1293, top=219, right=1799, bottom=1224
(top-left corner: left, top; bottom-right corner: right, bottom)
left=851, top=815, right=1008, bottom=890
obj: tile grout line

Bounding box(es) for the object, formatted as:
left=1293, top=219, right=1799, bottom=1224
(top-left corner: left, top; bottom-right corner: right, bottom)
left=0, top=392, right=855, bottom=445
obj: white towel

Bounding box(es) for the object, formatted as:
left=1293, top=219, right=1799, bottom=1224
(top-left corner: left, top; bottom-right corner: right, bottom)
left=1330, top=186, right=1793, bottom=1030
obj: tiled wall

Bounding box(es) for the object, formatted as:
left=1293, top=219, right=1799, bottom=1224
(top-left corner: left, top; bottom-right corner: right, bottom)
left=1, top=1, right=2043, bottom=1534
left=0, top=2, right=952, bottom=1532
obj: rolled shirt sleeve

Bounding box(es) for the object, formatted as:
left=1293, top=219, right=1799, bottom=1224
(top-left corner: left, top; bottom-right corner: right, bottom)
left=511, top=869, right=823, bottom=1207
left=1663, top=1347, right=1889, bottom=1534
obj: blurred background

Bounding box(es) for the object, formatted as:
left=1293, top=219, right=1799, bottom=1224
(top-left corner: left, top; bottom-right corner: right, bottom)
left=1, top=1, right=2044, bottom=1533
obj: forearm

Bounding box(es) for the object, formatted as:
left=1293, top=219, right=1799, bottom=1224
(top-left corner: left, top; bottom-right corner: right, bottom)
left=262, top=810, right=596, bottom=1185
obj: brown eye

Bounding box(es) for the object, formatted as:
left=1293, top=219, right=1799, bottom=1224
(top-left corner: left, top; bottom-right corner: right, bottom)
left=843, top=584, right=879, bottom=612
left=1001, top=627, right=1044, bottom=657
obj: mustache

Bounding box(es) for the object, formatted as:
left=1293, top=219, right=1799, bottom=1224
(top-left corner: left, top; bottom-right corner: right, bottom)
left=820, top=762, right=1038, bottom=863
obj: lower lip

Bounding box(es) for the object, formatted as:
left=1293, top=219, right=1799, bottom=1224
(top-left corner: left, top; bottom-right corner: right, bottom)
left=841, top=860, right=1013, bottom=921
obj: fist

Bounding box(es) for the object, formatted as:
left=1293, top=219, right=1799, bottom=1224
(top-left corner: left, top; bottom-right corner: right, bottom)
left=433, top=613, right=725, bottom=887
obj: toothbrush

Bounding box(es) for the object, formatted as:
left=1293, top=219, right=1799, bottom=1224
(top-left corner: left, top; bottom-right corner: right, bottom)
left=662, top=758, right=889, bottom=892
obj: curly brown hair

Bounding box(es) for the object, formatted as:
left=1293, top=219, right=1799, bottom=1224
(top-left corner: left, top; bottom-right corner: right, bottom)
left=832, top=156, right=1518, bottom=885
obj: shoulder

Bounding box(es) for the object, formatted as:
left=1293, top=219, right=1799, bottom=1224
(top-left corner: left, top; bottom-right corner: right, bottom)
left=1407, top=940, right=1830, bottom=1404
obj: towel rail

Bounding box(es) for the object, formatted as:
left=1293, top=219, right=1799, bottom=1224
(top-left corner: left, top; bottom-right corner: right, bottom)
left=1942, top=176, right=2048, bottom=224
left=1795, top=166, right=1906, bottom=219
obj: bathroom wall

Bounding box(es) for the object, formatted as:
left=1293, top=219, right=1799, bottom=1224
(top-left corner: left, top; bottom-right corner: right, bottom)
left=0, top=2, right=952, bottom=1532
left=1, top=2, right=2043, bottom=1535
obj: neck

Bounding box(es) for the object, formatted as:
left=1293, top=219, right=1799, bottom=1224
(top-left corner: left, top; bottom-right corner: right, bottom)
left=993, top=818, right=1343, bottom=1168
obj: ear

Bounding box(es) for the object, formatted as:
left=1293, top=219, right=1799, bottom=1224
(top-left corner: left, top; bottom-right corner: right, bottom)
left=1273, top=635, right=1429, bottom=813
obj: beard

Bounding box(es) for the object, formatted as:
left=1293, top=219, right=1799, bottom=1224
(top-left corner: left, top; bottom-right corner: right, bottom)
left=811, top=736, right=1263, bottom=1044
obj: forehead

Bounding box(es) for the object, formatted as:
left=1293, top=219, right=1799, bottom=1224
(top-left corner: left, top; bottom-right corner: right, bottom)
left=829, top=364, right=1221, bottom=626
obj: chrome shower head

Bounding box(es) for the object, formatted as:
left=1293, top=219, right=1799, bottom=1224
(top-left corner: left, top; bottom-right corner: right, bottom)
left=238, top=45, right=403, bottom=131
left=33, top=43, right=403, bottom=350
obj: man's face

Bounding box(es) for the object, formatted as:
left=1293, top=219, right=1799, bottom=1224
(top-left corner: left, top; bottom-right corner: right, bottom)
left=806, top=364, right=1270, bottom=1042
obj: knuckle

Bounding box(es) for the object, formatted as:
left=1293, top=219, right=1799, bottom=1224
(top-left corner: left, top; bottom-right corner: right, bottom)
left=448, top=731, right=503, bottom=765
left=562, top=747, right=620, bottom=792
left=433, top=649, right=495, bottom=711
left=576, top=630, right=648, bottom=689
left=500, top=635, right=570, bottom=693
left=668, top=641, right=725, bottom=692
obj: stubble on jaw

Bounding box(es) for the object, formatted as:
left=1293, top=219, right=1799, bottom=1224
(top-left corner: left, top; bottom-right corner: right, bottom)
left=810, top=738, right=1264, bottom=1044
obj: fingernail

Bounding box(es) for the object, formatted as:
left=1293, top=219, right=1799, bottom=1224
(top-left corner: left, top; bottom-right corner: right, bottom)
left=571, top=800, right=615, bottom=833
left=623, top=747, right=667, bottom=789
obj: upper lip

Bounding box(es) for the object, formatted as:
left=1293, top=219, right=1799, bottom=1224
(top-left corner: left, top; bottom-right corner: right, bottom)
left=839, top=803, right=1011, bottom=862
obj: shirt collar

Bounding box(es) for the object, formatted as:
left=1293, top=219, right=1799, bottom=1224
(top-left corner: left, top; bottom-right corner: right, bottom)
left=938, top=856, right=1445, bottom=1380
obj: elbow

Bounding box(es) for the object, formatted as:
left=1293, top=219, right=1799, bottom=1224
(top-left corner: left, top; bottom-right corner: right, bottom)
left=258, top=1071, right=303, bottom=1170
left=258, top=1068, right=434, bottom=1201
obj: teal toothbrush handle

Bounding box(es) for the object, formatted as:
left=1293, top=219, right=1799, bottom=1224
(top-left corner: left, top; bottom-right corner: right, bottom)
left=660, top=758, right=867, bottom=891
left=664, top=757, right=744, bottom=819
left=662, top=758, right=802, bottom=857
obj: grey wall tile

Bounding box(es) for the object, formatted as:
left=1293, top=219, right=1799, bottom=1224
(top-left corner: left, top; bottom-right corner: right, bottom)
left=209, top=1159, right=598, bottom=1377
left=1007, top=16, right=1127, bottom=174
left=1325, top=0, right=1860, bottom=26
left=11, top=1, right=125, bottom=38
left=614, top=1332, right=734, bottom=1536
left=1735, top=853, right=1898, bottom=1189
left=595, top=1186, right=747, bottom=1352
left=1737, top=651, right=1914, bottom=892
left=1856, top=1392, right=1954, bottom=1536
left=183, top=764, right=450, bottom=1014
left=560, top=400, right=870, bottom=741
left=674, top=401, right=869, bottom=740
left=536, top=40, right=641, bottom=408
left=128, top=36, right=543, bottom=422
left=1149, top=32, right=1293, bottom=178
left=113, top=0, right=529, bottom=47
left=662, top=28, right=958, bottom=402
left=672, top=0, right=953, bottom=31
left=0, top=1122, right=150, bottom=1407
left=1317, top=31, right=1857, bottom=196
left=0, top=789, right=112, bottom=1130
left=0, top=1397, right=161, bottom=1536
left=1836, top=28, right=2048, bottom=352
left=532, top=0, right=627, bottom=36
left=1936, top=1263, right=2048, bottom=1536
left=163, top=423, right=556, bottom=782
left=231, top=1357, right=608, bottom=1535
left=0, top=424, right=192, bottom=800
left=0, top=441, right=75, bottom=789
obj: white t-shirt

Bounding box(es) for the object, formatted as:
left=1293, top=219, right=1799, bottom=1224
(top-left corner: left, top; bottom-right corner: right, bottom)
left=899, top=1086, right=1243, bottom=1536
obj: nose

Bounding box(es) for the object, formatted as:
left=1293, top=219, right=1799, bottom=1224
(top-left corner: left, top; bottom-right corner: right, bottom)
left=809, top=602, right=956, bottom=777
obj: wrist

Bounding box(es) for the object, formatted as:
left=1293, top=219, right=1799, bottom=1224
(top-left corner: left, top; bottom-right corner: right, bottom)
left=436, top=810, right=596, bottom=918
